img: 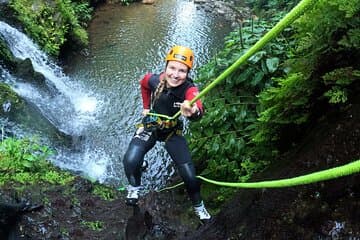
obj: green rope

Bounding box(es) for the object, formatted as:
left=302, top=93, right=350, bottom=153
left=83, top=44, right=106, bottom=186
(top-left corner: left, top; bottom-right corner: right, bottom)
left=146, top=0, right=317, bottom=121
left=157, top=160, right=360, bottom=192
left=170, top=0, right=317, bottom=119
left=147, top=112, right=173, bottom=120
left=147, top=0, right=360, bottom=193
left=146, top=0, right=360, bottom=192
left=156, top=181, right=184, bottom=192
left=198, top=159, right=360, bottom=188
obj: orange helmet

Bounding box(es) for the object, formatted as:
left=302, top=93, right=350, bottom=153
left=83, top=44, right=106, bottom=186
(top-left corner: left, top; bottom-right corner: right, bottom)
left=165, top=45, right=194, bottom=69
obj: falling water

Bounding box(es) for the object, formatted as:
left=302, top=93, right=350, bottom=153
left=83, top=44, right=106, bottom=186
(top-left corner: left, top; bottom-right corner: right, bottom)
left=0, top=21, right=113, bottom=183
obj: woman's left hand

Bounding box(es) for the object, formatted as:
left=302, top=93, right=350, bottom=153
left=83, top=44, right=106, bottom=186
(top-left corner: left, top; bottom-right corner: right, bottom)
left=142, top=109, right=150, bottom=116
left=180, top=100, right=199, bottom=117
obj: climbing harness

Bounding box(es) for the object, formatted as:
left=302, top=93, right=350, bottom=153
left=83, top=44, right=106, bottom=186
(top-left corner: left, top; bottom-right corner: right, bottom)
left=136, top=113, right=178, bottom=131
left=140, top=115, right=163, bottom=131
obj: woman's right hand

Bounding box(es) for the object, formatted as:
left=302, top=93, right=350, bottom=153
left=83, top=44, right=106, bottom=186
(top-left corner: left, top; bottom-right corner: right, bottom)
left=180, top=100, right=199, bottom=117
left=142, top=109, right=150, bottom=116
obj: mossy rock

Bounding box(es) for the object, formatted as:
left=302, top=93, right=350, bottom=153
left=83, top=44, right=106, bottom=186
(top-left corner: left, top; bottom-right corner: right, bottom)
left=13, top=58, right=47, bottom=87
left=0, top=38, right=17, bottom=71
left=0, top=83, right=24, bottom=117
left=1, top=37, right=46, bottom=88
left=9, top=0, right=91, bottom=56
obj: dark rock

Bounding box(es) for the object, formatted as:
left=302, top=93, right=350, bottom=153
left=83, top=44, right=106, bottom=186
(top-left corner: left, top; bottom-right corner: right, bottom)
left=0, top=200, right=43, bottom=240
left=185, top=102, right=360, bottom=239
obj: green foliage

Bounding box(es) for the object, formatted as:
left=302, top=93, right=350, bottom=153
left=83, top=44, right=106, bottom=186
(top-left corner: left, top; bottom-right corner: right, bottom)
left=253, top=72, right=315, bottom=144
left=81, top=220, right=104, bottom=231
left=254, top=0, right=360, bottom=145
left=0, top=137, right=74, bottom=185
left=44, top=170, right=74, bottom=185
left=70, top=26, right=89, bottom=46
left=0, top=83, right=24, bottom=117
left=189, top=0, right=359, bottom=204
left=322, top=67, right=360, bottom=104
left=201, top=183, right=237, bottom=207
left=92, top=184, right=117, bottom=201
left=323, top=87, right=347, bottom=104
left=9, top=0, right=92, bottom=55
left=244, top=0, right=297, bottom=17
left=189, top=16, right=291, bottom=183
left=71, top=0, right=93, bottom=25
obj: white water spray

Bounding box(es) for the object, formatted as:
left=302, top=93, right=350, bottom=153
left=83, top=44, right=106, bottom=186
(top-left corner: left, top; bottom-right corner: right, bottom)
left=0, top=21, right=99, bottom=133
left=0, top=21, right=115, bottom=183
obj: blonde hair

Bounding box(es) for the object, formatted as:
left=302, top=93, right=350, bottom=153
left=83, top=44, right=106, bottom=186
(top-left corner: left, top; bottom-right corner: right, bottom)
left=152, top=77, right=166, bottom=105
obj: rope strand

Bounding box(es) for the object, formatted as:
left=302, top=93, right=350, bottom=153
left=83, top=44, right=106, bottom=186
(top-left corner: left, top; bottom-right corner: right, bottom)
left=157, top=159, right=360, bottom=191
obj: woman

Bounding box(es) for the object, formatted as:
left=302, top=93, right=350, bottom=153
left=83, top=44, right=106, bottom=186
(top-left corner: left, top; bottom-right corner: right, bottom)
left=122, top=45, right=211, bottom=222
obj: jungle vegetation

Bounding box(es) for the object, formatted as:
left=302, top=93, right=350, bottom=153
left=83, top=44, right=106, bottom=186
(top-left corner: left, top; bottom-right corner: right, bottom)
left=188, top=0, right=360, bottom=203
left=9, top=0, right=93, bottom=55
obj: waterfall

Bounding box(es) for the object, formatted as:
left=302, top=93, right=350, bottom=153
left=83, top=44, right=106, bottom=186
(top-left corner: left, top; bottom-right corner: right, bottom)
left=0, top=21, right=117, bottom=184
left=0, top=21, right=99, bottom=134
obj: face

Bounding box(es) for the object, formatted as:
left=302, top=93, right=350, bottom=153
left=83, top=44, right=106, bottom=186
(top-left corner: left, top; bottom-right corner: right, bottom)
left=165, top=60, right=189, bottom=88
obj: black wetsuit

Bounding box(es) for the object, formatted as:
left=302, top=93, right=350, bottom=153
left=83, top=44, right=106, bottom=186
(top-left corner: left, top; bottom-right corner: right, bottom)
left=122, top=73, right=203, bottom=205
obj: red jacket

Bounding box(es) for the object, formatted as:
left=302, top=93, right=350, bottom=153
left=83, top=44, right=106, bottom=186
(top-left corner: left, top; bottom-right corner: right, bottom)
left=140, top=73, right=204, bottom=119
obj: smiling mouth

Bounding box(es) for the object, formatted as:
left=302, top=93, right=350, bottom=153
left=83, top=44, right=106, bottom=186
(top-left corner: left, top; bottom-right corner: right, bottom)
left=168, top=77, right=179, bottom=83
left=166, top=77, right=182, bottom=85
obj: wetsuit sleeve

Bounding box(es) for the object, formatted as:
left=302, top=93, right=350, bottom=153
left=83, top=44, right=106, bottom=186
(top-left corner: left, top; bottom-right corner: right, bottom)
left=140, top=73, right=152, bottom=109
left=185, top=86, right=204, bottom=121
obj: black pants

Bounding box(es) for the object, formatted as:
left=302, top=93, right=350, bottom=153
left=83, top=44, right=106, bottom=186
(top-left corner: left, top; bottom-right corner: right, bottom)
left=122, top=127, right=202, bottom=205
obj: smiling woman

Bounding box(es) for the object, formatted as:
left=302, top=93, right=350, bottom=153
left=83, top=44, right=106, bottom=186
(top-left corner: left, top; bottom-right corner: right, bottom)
left=122, top=45, right=211, bottom=222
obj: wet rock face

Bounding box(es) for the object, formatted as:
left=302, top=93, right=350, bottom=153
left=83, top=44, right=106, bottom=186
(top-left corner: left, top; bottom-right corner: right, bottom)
left=0, top=104, right=358, bottom=240
left=187, top=102, right=360, bottom=239
left=125, top=206, right=153, bottom=239
left=194, top=0, right=251, bottom=27
left=0, top=200, right=43, bottom=240
left=0, top=202, right=22, bottom=239
left=13, top=58, right=60, bottom=97
left=0, top=83, right=25, bottom=120
left=0, top=37, right=17, bottom=71
left=0, top=103, right=358, bottom=240
left=0, top=176, right=199, bottom=240
left=142, top=0, right=155, bottom=4
left=14, top=58, right=46, bottom=85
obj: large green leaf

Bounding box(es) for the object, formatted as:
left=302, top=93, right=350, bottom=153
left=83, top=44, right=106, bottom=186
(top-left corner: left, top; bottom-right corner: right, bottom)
left=266, top=57, right=280, bottom=73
